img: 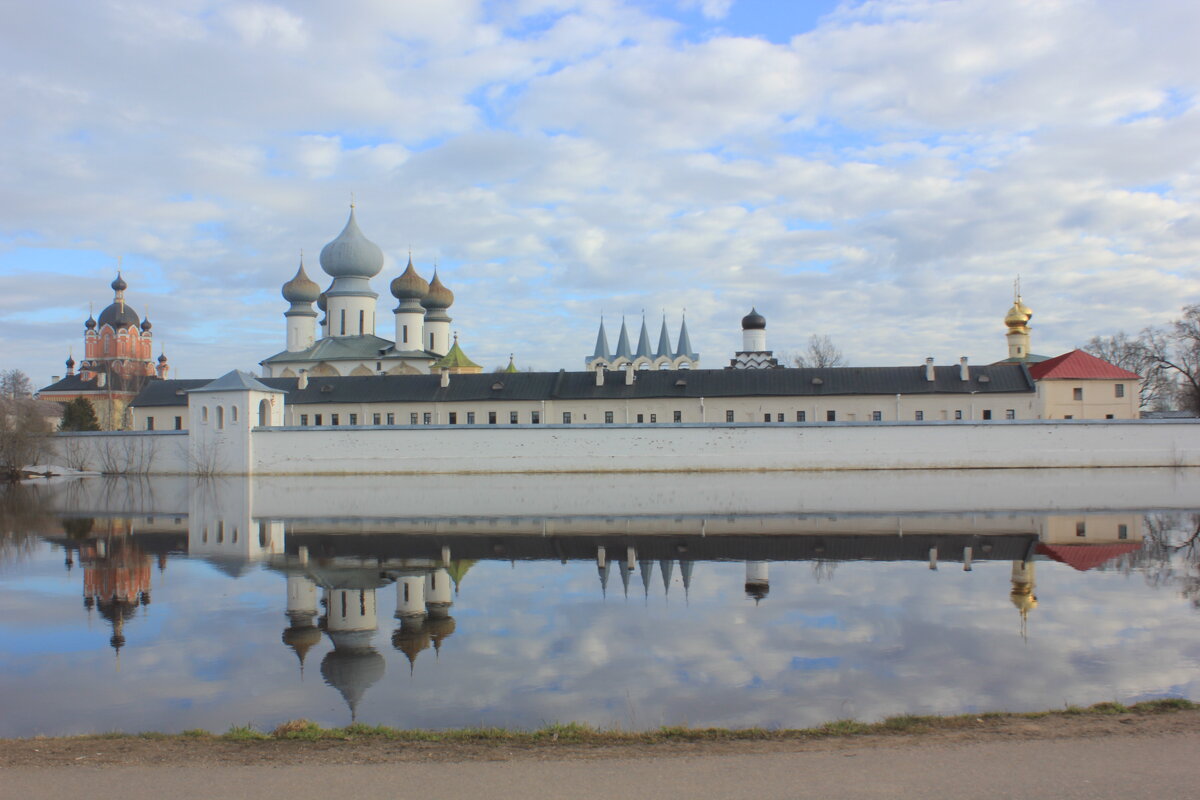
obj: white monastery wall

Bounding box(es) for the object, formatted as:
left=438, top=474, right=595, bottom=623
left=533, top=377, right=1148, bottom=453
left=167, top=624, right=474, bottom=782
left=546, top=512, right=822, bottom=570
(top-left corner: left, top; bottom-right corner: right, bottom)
left=49, top=431, right=190, bottom=474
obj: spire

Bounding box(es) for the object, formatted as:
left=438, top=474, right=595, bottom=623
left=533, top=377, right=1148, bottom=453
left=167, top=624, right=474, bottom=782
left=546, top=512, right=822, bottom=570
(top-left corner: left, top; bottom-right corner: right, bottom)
left=655, top=314, right=673, bottom=359
left=639, top=560, right=654, bottom=598
left=675, top=314, right=697, bottom=359
left=679, top=559, right=695, bottom=603
left=613, top=317, right=632, bottom=360
left=504, top=354, right=518, bottom=373
left=591, top=318, right=611, bottom=361
left=659, top=559, right=674, bottom=596
left=618, top=559, right=632, bottom=599
left=597, top=555, right=610, bottom=598
left=635, top=314, right=653, bottom=359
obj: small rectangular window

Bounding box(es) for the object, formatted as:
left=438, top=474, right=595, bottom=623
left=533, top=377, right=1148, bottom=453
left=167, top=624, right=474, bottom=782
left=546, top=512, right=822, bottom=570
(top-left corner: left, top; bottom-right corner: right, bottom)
left=423, top=412, right=432, bottom=425
left=402, top=324, right=408, bottom=344
left=376, top=361, right=381, bottom=371
left=637, top=413, right=644, bottom=423
left=1115, top=384, right=1125, bottom=398
left=145, top=417, right=154, bottom=430
left=340, top=309, right=346, bottom=335
left=349, top=414, right=357, bottom=426
left=676, top=411, right=684, bottom=423
left=915, top=410, right=924, bottom=421
left=763, top=413, right=771, bottom=422
left=510, top=411, right=519, bottom=424
left=605, top=411, right=614, bottom=424
left=448, top=412, right=457, bottom=424
left=777, top=413, right=784, bottom=422
left=562, top=412, right=572, bottom=424
left=1106, top=414, right=1114, bottom=419
left=531, top=411, right=540, bottom=424
left=1064, top=415, right=1073, bottom=420
left=797, top=411, right=806, bottom=422
left=373, top=413, right=381, bottom=425
left=726, top=410, right=735, bottom=422
left=202, top=406, right=208, bottom=423
left=871, top=411, right=881, bottom=421
left=174, top=416, right=182, bottom=430
left=982, top=410, right=992, bottom=420
left=331, top=414, right=340, bottom=425
left=1005, top=409, right=1015, bottom=420
left=650, top=414, right=657, bottom=423
left=826, top=410, right=836, bottom=422
left=954, top=410, right=963, bottom=420
left=300, top=414, right=308, bottom=426
left=1073, top=387, right=1083, bottom=401
left=410, top=413, right=418, bottom=425
left=315, top=414, right=323, bottom=425
left=1118, top=524, right=1128, bottom=540
left=430, top=332, right=435, bottom=350
left=489, top=411, right=497, bottom=424
left=386, top=413, right=395, bottom=425
left=1075, top=521, right=1086, bottom=537
left=466, top=412, right=475, bottom=424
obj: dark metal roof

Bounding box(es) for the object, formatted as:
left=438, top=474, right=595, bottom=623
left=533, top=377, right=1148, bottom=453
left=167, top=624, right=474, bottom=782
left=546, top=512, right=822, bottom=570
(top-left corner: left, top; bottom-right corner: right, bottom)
left=40, top=372, right=157, bottom=396
left=131, top=364, right=1034, bottom=408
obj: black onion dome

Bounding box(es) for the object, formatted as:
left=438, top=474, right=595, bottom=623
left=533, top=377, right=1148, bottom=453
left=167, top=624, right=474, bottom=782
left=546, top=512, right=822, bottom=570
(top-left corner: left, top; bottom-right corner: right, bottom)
left=157, top=353, right=168, bottom=363
left=140, top=317, right=152, bottom=332
left=111, top=273, right=127, bottom=293
left=420, top=271, right=454, bottom=310
left=97, top=301, right=141, bottom=330
left=66, top=355, right=75, bottom=368
left=741, top=307, right=766, bottom=330
left=282, top=262, right=321, bottom=304
left=390, top=257, right=429, bottom=301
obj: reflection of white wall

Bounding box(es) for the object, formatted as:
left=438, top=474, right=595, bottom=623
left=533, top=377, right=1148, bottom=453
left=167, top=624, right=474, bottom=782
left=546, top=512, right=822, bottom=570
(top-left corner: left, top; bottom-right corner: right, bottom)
left=395, top=574, right=426, bottom=619
left=326, top=588, right=378, bottom=632
left=188, top=479, right=285, bottom=561
left=287, top=575, right=318, bottom=615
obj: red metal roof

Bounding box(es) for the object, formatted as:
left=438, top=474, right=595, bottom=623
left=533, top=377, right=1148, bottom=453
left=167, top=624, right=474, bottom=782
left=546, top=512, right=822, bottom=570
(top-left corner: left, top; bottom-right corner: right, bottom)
left=1036, top=542, right=1142, bottom=571
left=1027, top=349, right=1141, bottom=381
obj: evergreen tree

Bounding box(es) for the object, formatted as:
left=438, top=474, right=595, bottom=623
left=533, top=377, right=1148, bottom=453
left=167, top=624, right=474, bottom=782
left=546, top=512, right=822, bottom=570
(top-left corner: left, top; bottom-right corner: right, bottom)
left=60, top=397, right=101, bottom=431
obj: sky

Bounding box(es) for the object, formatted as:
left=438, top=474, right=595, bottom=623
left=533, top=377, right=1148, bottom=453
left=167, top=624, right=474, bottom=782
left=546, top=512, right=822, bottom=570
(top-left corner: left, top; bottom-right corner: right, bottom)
left=3, top=0, right=1199, bottom=384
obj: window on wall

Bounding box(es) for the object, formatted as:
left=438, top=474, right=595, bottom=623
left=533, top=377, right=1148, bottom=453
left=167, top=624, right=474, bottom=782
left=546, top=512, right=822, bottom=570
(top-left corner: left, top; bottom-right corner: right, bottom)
left=982, top=410, right=992, bottom=420
left=1073, top=387, right=1083, bottom=401
left=231, top=406, right=238, bottom=422
left=466, top=412, right=475, bottom=424
left=430, top=332, right=435, bottom=350
left=797, top=411, right=806, bottom=422
left=410, top=413, right=418, bottom=425
left=676, top=411, right=684, bottom=423
left=726, top=410, right=735, bottom=422
left=448, top=412, right=457, bottom=424
left=954, top=410, right=963, bottom=420
left=174, top=416, right=182, bottom=430
left=826, top=410, right=836, bottom=422
left=1006, top=409, right=1015, bottom=420
left=331, top=414, right=340, bottom=425
left=202, top=406, right=209, bottom=423
left=1115, top=384, right=1125, bottom=398
left=777, top=413, right=784, bottom=422
left=1118, top=524, right=1128, bottom=540
left=1106, top=414, right=1115, bottom=419
left=300, top=415, right=308, bottom=426
left=387, top=413, right=395, bottom=425
left=489, top=411, right=497, bottom=424
left=145, top=417, right=154, bottom=430
left=402, top=324, right=408, bottom=344
left=423, top=413, right=432, bottom=425
left=373, top=413, right=381, bottom=425
left=359, top=309, right=365, bottom=335
left=763, top=413, right=770, bottom=422
left=217, top=406, right=224, bottom=429
left=872, top=411, right=882, bottom=421
left=1075, top=522, right=1086, bottom=537
left=340, top=309, right=346, bottom=335
left=315, top=414, right=323, bottom=425
left=562, top=412, right=572, bottom=424
left=604, top=411, right=614, bottom=424
left=348, top=414, right=357, bottom=425
left=531, top=411, right=540, bottom=424
left=915, top=410, right=924, bottom=421
left=637, top=414, right=644, bottom=423
left=650, top=414, right=657, bottom=423
left=510, top=411, right=519, bottom=424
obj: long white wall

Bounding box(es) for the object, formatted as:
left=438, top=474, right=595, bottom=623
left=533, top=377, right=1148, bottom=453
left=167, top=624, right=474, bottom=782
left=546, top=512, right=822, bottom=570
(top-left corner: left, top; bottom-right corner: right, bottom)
left=49, top=431, right=189, bottom=474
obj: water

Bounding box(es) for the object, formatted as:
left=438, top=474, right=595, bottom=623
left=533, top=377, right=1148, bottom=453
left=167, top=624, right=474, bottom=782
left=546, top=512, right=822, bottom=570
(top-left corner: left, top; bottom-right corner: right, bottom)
left=1, top=470, right=1199, bottom=737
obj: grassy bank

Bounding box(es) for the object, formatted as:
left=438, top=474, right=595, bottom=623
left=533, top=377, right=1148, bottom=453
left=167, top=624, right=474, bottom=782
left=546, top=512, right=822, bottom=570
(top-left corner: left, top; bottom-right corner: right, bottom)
left=66, top=698, right=1197, bottom=745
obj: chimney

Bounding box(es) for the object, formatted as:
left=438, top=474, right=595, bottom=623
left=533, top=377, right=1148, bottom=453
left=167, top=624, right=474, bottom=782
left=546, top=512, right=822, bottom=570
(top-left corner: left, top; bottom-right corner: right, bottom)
left=924, top=358, right=935, bottom=382
left=595, top=365, right=604, bottom=386
left=959, top=356, right=969, bottom=381
left=440, top=368, right=450, bottom=388
left=297, top=370, right=308, bottom=390
left=625, top=363, right=635, bottom=386
left=51, top=375, right=60, bottom=383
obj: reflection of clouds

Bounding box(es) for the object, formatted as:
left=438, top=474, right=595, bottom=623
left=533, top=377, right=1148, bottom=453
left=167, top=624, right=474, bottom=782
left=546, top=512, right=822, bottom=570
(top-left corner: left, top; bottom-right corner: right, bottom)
left=3, top=541, right=1200, bottom=736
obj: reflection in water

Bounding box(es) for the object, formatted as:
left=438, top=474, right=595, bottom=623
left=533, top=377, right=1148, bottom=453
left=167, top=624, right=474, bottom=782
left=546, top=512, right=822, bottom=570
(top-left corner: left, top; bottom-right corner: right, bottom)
left=2, top=473, right=1199, bottom=735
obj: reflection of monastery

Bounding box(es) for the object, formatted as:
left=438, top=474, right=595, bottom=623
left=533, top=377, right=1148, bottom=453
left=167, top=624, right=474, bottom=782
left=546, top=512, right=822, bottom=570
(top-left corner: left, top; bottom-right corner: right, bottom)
left=45, top=505, right=1143, bottom=720
left=42, top=207, right=1143, bottom=432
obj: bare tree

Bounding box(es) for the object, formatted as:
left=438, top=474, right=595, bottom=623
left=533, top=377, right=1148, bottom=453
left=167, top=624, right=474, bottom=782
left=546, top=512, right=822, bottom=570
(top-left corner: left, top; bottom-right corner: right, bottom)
left=1082, top=331, right=1173, bottom=411
left=0, top=370, right=52, bottom=480
left=1144, top=306, right=1200, bottom=414
left=793, top=335, right=847, bottom=368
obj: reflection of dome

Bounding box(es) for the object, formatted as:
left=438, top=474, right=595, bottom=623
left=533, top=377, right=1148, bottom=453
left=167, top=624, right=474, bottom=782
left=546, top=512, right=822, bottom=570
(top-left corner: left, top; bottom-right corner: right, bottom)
left=320, top=632, right=385, bottom=721
left=425, top=615, right=456, bottom=653
left=282, top=618, right=323, bottom=669
left=392, top=619, right=432, bottom=668
left=319, top=208, right=384, bottom=279
left=744, top=582, right=769, bottom=602
left=741, top=308, right=766, bottom=330
left=1010, top=588, right=1037, bottom=614
left=390, top=257, right=429, bottom=301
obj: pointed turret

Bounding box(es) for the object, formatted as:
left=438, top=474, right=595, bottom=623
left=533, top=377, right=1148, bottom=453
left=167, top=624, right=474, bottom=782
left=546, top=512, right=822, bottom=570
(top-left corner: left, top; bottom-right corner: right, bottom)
left=635, top=316, right=653, bottom=359
left=639, top=560, right=654, bottom=597
left=676, top=315, right=698, bottom=360
left=655, top=315, right=673, bottom=359
left=659, top=559, right=674, bottom=595
left=613, top=318, right=633, bottom=361
left=504, top=354, right=519, bottom=373
left=591, top=318, right=611, bottom=363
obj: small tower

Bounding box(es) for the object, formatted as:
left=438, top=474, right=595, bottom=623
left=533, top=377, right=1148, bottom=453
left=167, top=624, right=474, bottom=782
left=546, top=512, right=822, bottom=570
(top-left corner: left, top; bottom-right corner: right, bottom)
left=282, top=257, right=321, bottom=352
left=729, top=308, right=780, bottom=369
left=318, top=206, right=383, bottom=339
left=1005, top=280, right=1033, bottom=361
left=585, top=318, right=611, bottom=369
left=390, top=255, right=429, bottom=352
left=421, top=270, right=454, bottom=356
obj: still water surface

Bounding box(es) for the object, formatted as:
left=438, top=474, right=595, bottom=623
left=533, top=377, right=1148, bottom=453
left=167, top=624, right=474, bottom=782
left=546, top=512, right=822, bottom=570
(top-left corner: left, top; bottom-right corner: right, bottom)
left=2, top=471, right=1199, bottom=737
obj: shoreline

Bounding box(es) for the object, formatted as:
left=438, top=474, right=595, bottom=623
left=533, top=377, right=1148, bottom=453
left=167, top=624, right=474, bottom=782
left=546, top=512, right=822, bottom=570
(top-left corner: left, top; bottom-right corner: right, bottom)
left=5, top=700, right=1197, bottom=768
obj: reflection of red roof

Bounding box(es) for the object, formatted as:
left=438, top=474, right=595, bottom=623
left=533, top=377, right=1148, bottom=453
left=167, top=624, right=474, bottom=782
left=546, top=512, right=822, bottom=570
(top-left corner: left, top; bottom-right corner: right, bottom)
left=1028, top=349, right=1140, bottom=381
left=1036, top=542, right=1142, bottom=571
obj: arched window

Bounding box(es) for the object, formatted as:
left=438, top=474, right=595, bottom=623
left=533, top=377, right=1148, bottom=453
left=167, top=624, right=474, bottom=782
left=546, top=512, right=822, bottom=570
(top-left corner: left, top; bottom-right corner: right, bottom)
left=202, top=406, right=209, bottom=423
left=231, top=405, right=238, bottom=422
left=217, top=406, right=224, bottom=429
left=217, top=521, right=224, bottom=543
left=259, top=399, right=271, bottom=427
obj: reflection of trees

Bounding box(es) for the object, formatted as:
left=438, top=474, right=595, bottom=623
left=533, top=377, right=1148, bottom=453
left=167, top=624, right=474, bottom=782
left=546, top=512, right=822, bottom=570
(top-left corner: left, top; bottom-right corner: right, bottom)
left=0, top=483, right=52, bottom=563
left=1129, top=514, right=1200, bottom=608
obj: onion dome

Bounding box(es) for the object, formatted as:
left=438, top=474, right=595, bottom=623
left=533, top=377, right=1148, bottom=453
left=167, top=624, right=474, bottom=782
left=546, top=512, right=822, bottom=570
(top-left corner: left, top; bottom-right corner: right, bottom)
left=317, top=292, right=328, bottom=312
left=157, top=353, right=168, bottom=364
left=390, top=256, right=429, bottom=301
left=1005, top=299, right=1032, bottom=330
left=420, top=271, right=454, bottom=310
left=741, top=307, right=766, bottom=330
left=66, top=355, right=75, bottom=369
left=282, top=261, right=321, bottom=304
left=140, top=317, right=152, bottom=332
left=319, top=208, right=384, bottom=279
left=111, top=273, right=127, bottom=293
left=97, top=300, right=141, bottom=329
left=85, top=315, right=96, bottom=330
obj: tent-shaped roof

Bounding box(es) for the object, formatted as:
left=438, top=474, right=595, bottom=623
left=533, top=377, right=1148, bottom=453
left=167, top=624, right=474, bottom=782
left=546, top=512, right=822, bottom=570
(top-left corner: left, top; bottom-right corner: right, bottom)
left=1028, top=350, right=1140, bottom=381
left=189, top=370, right=285, bottom=394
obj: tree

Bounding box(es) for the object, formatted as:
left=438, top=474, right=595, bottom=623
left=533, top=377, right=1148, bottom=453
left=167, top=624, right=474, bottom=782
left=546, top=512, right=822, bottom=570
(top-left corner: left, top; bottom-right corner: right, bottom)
left=60, top=397, right=101, bottom=431
left=1144, top=306, right=1200, bottom=415
left=0, top=370, right=52, bottom=481
left=793, top=335, right=847, bottom=368
left=1081, top=331, right=1173, bottom=411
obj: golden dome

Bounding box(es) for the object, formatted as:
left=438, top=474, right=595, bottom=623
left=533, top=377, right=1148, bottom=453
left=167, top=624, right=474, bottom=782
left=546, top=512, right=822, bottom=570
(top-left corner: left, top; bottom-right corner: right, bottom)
left=1010, top=589, right=1037, bottom=614
left=1005, top=300, right=1031, bottom=330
